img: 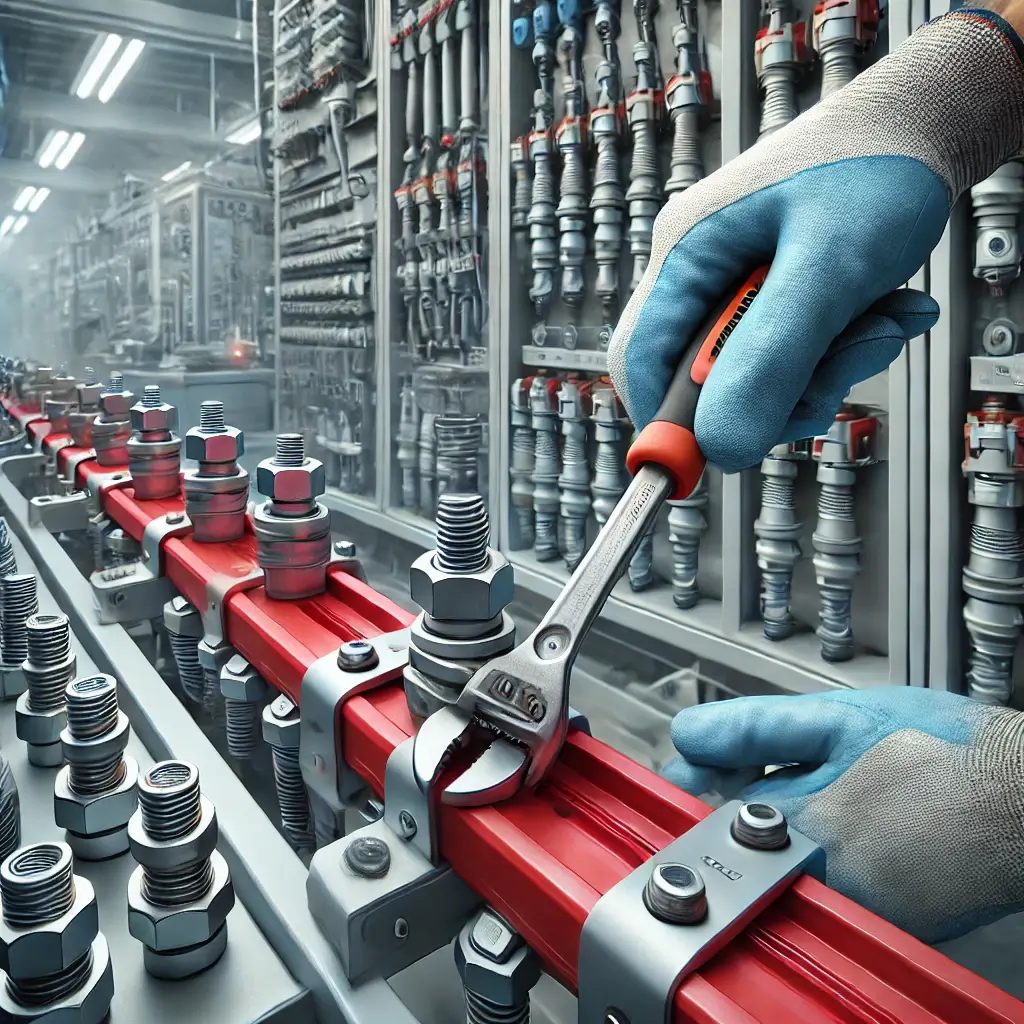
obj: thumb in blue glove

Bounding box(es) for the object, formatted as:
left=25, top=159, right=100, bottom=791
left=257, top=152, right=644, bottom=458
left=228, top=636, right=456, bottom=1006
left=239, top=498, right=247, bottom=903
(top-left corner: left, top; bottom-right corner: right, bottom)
left=665, top=687, right=1024, bottom=944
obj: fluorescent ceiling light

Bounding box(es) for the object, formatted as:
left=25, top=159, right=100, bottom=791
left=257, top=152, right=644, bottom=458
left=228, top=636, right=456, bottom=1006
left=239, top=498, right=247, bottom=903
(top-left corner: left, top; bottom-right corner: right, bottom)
left=37, top=130, right=69, bottom=169
left=0, top=217, right=14, bottom=238
left=226, top=118, right=261, bottom=145
left=76, top=33, right=123, bottom=99
left=12, top=187, right=36, bottom=212
left=97, top=38, right=145, bottom=103
left=161, top=161, right=192, bottom=183
left=54, top=133, right=86, bottom=171
left=12, top=216, right=29, bottom=236
left=27, top=188, right=50, bottom=213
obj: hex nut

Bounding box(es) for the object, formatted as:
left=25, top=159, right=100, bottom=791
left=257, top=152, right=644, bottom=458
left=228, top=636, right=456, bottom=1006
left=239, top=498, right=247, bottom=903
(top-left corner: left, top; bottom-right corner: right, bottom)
left=127, top=850, right=234, bottom=952
left=184, top=426, right=244, bottom=464
left=261, top=695, right=300, bottom=748
left=0, top=933, right=114, bottom=1024
left=54, top=756, right=138, bottom=836
left=220, top=655, right=268, bottom=702
left=197, top=639, right=234, bottom=672
left=75, top=383, right=104, bottom=410
left=255, top=459, right=327, bottom=502
left=0, top=876, right=99, bottom=981
left=131, top=403, right=178, bottom=433
left=127, top=795, right=218, bottom=872
left=409, top=549, right=514, bottom=621
left=99, top=392, right=131, bottom=419
left=453, top=912, right=541, bottom=1009
left=163, top=597, right=202, bottom=638
left=15, top=692, right=67, bottom=747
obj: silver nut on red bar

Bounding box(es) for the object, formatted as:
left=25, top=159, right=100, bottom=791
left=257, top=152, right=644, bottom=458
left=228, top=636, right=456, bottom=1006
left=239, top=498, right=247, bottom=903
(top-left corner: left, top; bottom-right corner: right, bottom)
left=256, top=459, right=327, bottom=502
left=130, top=403, right=178, bottom=433
left=184, top=425, right=244, bottom=464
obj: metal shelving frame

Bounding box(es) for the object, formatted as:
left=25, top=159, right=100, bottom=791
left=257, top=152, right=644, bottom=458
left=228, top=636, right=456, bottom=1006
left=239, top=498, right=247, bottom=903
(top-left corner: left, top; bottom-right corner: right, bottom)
left=284, top=0, right=940, bottom=697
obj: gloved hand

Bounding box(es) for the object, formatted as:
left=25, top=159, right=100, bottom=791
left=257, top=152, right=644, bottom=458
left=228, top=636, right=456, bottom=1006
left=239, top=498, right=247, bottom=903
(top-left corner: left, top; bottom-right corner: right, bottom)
left=608, top=8, right=1024, bottom=473
left=665, top=687, right=1024, bottom=944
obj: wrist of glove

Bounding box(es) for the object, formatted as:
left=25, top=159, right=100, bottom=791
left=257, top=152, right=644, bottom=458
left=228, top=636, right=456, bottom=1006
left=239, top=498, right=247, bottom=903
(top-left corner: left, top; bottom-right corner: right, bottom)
left=609, top=8, right=1024, bottom=473
left=665, top=687, right=1024, bottom=943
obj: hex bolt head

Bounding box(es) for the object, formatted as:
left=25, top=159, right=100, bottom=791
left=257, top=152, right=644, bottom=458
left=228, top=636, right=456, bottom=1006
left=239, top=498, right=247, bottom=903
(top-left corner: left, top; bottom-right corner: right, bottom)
left=337, top=640, right=379, bottom=672
left=343, top=836, right=391, bottom=878
left=642, top=863, right=707, bottom=925
left=334, top=540, right=357, bottom=558
left=731, top=802, right=789, bottom=851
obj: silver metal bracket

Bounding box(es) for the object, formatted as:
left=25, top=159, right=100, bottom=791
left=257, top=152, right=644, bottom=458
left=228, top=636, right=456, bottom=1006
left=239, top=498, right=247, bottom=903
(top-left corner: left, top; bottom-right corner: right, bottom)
left=90, top=562, right=178, bottom=625
left=141, top=512, right=192, bottom=576
left=306, top=815, right=479, bottom=987
left=201, top=567, right=265, bottom=648
left=329, top=548, right=368, bottom=584
left=577, top=800, right=825, bottom=1024
left=384, top=737, right=438, bottom=865
left=27, top=491, right=89, bottom=534
left=300, top=629, right=411, bottom=814
left=84, top=470, right=132, bottom=514
left=31, top=428, right=50, bottom=452
left=64, top=449, right=96, bottom=487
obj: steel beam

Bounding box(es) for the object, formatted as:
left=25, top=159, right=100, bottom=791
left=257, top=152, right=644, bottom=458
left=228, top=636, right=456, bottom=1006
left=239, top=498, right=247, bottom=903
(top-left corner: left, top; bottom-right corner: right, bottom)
left=0, top=0, right=253, bottom=59
left=0, top=158, right=116, bottom=195
left=11, top=86, right=223, bottom=148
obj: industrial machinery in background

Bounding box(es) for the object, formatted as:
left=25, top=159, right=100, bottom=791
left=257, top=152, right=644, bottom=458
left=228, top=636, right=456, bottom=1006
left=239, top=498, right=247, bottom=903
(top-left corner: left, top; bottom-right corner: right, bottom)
left=389, top=0, right=491, bottom=527
left=0, top=362, right=1018, bottom=1024
left=274, top=0, right=379, bottom=497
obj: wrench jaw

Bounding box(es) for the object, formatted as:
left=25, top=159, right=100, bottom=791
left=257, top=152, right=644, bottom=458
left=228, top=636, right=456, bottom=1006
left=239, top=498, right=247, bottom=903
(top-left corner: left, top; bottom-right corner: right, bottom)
left=441, top=736, right=528, bottom=807
left=412, top=705, right=476, bottom=793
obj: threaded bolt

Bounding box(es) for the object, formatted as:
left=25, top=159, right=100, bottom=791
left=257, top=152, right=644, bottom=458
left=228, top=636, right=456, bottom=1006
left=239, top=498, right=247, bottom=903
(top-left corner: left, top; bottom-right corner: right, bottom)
left=434, top=493, right=490, bottom=574
left=0, top=520, right=17, bottom=579
left=167, top=631, right=204, bottom=703
left=274, top=433, right=305, bottom=466
left=138, top=761, right=201, bottom=841
left=2, top=576, right=37, bottom=668
left=199, top=400, right=226, bottom=433
left=24, top=614, right=73, bottom=712
left=107, top=373, right=124, bottom=393
left=137, top=761, right=215, bottom=907
left=0, top=758, right=20, bottom=866
left=65, top=675, right=126, bottom=795
left=83, top=367, right=97, bottom=386
left=142, top=385, right=161, bottom=408
left=0, top=843, right=74, bottom=927
left=224, top=700, right=260, bottom=760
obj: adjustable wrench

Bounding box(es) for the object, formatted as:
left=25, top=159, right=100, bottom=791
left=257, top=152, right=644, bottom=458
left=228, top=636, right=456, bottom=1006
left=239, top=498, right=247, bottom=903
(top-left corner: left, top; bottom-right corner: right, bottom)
left=412, top=265, right=771, bottom=806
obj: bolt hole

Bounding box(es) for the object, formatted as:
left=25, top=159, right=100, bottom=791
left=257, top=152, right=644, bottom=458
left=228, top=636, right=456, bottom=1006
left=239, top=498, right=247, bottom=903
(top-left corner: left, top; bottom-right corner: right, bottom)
left=394, top=918, right=409, bottom=941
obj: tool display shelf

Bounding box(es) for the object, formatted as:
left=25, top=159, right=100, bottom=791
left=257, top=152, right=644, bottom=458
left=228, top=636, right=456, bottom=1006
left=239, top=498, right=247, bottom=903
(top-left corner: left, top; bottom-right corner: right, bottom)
left=290, top=1, right=935, bottom=698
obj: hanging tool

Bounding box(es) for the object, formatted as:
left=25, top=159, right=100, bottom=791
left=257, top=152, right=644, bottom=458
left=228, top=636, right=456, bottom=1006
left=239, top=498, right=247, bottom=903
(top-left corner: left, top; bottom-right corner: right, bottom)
left=590, top=0, right=625, bottom=323
left=555, top=0, right=589, bottom=316
left=625, top=2, right=662, bottom=293
left=527, top=1, right=558, bottom=316
left=433, top=0, right=458, bottom=356
left=412, top=266, right=770, bottom=805
left=394, top=0, right=423, bottom=358
left=664, top=0, right=710, bottom=193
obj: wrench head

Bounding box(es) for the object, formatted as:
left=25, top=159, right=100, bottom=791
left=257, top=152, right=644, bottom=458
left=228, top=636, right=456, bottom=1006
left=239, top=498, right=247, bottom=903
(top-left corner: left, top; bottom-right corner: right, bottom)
left=411, top=704, right=531, bottom=807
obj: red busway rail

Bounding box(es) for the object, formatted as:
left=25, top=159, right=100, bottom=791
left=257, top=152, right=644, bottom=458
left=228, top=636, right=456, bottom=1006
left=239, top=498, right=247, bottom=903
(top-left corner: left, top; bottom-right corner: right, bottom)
left=11, top=399, right=1024, bottom=1023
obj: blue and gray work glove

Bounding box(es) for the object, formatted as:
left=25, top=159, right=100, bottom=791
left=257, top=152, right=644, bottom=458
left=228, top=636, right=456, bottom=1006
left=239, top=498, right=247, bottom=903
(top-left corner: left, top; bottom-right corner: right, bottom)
left=667, top=687, right=1024, bottom=944
left=608, top=8, right=1024, bottom=470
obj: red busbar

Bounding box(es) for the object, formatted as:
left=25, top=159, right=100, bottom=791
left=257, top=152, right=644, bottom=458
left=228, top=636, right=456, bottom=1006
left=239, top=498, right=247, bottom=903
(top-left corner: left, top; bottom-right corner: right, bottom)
left=12, top=398, right=1024, bottom=1024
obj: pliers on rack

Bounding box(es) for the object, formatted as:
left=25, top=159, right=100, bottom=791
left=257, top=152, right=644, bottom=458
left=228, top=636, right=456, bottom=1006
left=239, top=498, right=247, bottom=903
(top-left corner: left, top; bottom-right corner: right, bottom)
left=412, top=266, right=771, bottom=807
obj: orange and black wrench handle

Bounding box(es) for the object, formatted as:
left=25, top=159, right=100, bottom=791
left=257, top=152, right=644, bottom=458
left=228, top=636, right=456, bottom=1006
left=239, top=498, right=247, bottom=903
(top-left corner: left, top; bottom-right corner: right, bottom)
left=625, top=265, right=770, bottom=500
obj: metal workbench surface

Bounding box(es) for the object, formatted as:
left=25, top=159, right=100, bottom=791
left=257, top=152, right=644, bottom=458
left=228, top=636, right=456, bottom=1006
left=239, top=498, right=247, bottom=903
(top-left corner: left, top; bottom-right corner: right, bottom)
left=1, top=529, right=313, bottom=1024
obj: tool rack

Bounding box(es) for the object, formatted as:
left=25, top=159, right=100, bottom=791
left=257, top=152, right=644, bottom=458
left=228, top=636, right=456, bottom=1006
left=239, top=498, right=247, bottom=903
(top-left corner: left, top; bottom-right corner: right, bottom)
left=269, top=1, right=960, bottom=701
left=1, top=388, right=1021, bottom=1023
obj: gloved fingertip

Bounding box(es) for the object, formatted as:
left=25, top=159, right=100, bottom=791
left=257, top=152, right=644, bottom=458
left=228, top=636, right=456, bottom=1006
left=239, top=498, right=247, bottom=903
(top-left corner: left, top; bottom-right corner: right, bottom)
left=662, top=757, right=724, bottom=797
left=868, top=288, right=940, bottom=338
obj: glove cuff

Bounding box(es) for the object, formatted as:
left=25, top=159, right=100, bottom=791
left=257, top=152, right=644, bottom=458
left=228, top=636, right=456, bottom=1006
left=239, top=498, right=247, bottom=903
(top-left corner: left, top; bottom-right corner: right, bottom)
left=844, top=8, right=1024, bottom=201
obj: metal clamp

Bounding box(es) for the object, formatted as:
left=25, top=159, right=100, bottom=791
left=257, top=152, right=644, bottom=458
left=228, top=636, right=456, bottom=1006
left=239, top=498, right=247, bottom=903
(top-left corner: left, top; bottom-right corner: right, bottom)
left=84, top=470, right=132, bottom=513
left=201, top=568, right=265, bottom=648
left=300, top=629, right=411, bottom=814
left=90, top=561, right=178, bottom=624
left=27, top=491, right=89, bottom=533
left=31, top=427, right=52, bottom=452
left=141, top=511, right=192, bottom=576
left=577, top=800, right=825, bottom=1024
left=64, top=449, right=96, bottom=488
left=306, top=814, right=479, bottom=987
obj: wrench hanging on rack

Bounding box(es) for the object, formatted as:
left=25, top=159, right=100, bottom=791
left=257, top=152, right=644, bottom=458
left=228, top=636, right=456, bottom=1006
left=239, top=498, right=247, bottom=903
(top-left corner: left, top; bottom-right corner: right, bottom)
left=453, top=0, right=487, bottom=363
left=414, top=3, right=442, bottom=361
left=590, top=0, right=625, bottom=324
left=393, top=1, right=423, bottom=358
left=555, top=0, right=589, bottom=318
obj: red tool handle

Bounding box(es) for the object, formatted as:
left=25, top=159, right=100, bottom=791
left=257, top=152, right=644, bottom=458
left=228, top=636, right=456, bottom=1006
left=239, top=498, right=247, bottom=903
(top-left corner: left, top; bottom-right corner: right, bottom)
left=625, top=265, right=770, bottom=500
